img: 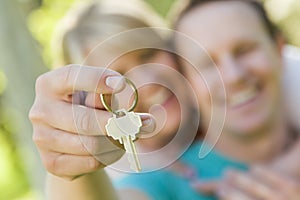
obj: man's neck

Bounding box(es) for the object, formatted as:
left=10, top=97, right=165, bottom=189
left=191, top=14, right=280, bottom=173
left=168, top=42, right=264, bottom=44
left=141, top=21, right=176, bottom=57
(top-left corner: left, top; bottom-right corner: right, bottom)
left=206, top=114, right=290, bottom=164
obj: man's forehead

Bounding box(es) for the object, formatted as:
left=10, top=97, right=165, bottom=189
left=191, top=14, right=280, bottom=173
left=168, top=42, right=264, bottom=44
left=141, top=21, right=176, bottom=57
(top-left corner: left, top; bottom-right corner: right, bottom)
left=177, top=1, right=267, bottom=47
left=179, top=1, right=263, bottom=29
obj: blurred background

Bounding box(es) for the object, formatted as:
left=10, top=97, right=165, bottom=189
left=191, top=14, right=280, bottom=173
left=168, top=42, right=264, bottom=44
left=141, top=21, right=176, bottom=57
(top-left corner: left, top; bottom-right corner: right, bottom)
left=0, top=0, right=299, bottom=199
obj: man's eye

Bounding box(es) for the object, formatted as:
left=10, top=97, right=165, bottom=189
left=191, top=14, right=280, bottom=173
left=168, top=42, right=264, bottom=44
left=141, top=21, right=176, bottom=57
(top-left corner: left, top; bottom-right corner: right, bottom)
left=195, top=60, right=214, bottom=72
left=138, top=50, right=156, bottom=62
left=235, top=43, right=257, bottom=57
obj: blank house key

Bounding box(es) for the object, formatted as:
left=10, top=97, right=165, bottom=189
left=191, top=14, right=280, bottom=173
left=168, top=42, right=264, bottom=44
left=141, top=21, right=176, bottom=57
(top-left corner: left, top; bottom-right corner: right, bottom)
left=105, top=109, right=142, bottom=172
left=100, top=77, right=143, bottom=172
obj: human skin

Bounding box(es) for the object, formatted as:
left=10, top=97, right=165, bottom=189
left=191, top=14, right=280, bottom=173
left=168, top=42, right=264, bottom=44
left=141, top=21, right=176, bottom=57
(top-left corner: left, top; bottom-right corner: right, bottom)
left=30, top=45, right=191, bottom=199
left=176, top=0, right=287, bottom=163
left=84, top=49, right=184, bottom=150
left=79, top=48, right=197, bottom=174
left=29, top=65, right=158, bottom=178
left=175, top=1, right=300, bottom=199
left=29, top=65, right=159, bottom=199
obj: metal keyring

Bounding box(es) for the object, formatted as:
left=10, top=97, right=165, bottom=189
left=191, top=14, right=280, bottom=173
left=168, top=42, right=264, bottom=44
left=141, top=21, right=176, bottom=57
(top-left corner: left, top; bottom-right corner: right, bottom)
left=100, top=77, right=138, bottom=114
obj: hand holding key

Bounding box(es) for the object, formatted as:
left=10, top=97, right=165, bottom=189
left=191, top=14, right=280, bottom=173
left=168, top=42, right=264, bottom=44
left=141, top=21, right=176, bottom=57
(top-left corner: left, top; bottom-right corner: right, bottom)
left=101, top=78, right=143, bottom=172
left=29, top=65, right=155, bottom=180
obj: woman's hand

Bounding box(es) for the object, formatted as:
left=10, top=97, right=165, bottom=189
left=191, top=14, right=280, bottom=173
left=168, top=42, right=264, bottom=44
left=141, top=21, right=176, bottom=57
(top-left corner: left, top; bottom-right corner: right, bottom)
left=29, top=65, right=155, bottom=180
left=192, top=166, right=300, bottom=200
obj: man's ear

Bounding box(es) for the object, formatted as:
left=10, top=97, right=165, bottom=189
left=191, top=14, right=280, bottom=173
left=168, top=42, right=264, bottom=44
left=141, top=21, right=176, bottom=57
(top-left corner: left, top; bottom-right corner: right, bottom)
left=275, top=33, right=286, bottom=56
left=274, top=33, right=286, bottom=72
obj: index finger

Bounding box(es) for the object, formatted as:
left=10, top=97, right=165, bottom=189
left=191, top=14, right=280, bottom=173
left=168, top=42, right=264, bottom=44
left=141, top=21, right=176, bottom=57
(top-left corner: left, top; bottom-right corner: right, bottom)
left=252, top=166, right=299, bottom=193
left=36, top=64, right=126, bottom=96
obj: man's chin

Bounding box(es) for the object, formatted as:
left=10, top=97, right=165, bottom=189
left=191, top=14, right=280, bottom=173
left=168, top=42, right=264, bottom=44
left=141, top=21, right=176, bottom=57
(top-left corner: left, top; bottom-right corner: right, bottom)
left=225, top=122, right=271, bottom=140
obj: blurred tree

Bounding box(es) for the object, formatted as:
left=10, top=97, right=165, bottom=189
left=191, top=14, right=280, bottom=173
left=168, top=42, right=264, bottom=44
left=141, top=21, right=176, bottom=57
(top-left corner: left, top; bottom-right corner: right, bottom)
left=145, top=0, right=176, bottom=18
left=17, top=0, right=42, bottom=16
left=0, top=0, right=48, bottom=199
left=28, top=0, right=83, bottom=68
left=265, top=0, right=300, bottom=46
left=277, top=3, right=300, bottom=46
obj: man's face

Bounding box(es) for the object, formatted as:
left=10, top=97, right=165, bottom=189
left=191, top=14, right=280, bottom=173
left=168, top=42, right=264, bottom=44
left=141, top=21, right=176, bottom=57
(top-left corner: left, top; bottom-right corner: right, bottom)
left=176, top=1, right=283, bottom=137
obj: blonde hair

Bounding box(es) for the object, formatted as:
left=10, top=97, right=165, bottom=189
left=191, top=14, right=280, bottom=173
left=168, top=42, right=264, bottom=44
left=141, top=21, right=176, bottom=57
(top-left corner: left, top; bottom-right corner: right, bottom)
left=52, top=0, right=168, bottom=67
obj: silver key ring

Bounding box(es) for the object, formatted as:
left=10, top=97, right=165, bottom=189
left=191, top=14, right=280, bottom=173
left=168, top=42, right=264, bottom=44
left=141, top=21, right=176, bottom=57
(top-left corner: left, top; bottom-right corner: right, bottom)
left=100, top=77, right=138, bottom=115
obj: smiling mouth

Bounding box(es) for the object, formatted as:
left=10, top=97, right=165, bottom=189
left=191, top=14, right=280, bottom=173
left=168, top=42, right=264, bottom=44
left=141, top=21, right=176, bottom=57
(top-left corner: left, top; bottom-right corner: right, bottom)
left=228, top=85, right=259, bottom=108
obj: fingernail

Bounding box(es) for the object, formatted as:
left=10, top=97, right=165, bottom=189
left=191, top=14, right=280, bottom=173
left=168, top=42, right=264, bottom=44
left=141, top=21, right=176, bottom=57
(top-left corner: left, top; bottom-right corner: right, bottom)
left=141, top=115, right=153, bottom=127
left=140, top=115, right=156, bottom=133
left=105, top=76, right=125, bottom=92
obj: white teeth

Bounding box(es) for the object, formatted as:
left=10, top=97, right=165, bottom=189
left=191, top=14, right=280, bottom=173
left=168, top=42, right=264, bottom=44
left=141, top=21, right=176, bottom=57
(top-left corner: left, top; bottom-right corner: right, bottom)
left=229, top=87, right=257, bottom=107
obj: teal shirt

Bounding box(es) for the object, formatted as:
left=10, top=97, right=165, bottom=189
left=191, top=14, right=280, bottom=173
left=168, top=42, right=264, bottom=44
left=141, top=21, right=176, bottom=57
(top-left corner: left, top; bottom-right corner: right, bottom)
left=115, top=142, right=248, bottom=200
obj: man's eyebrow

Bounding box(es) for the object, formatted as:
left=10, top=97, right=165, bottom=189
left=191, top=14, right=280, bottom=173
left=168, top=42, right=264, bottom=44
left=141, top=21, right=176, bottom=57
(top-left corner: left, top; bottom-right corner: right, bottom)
left=193, top=52, right=213, bottom=63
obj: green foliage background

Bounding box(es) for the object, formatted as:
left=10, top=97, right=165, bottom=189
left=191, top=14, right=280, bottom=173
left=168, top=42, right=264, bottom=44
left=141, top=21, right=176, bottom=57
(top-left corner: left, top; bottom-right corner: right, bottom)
left=0, top=0, right=299, bottom=199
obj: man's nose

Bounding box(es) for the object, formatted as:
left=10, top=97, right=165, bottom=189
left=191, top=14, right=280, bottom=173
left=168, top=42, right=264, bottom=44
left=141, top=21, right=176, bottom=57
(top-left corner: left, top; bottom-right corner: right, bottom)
left=219, top=55, right=246, bottom=86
